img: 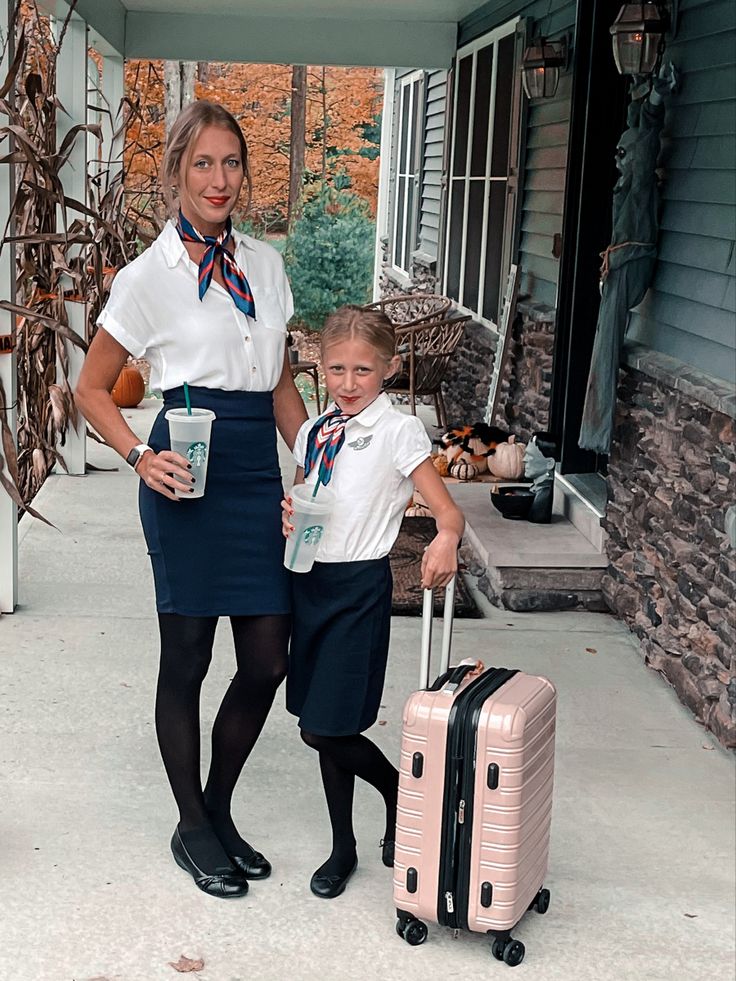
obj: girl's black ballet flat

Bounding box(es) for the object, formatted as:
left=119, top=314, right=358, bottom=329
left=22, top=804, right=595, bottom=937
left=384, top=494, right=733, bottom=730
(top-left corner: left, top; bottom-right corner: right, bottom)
left=228, top=844, right=272, bottom=879
left=309, top=859, right=358, bottom=899
left=380, top=837, right=395, bottom=868
left=170, top=828, right=249, bottom=899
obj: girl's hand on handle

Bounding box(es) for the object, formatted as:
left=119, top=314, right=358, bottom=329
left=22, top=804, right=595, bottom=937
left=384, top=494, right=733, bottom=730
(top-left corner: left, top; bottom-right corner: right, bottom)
left=281, top=495, right=295, bottom=539
left=421, top=530, right=459, bottom=590
left=137, top=450, right=193, bottom=501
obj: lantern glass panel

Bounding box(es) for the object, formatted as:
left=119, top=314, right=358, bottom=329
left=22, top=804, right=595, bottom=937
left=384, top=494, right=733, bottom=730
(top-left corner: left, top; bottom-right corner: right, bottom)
left=612, top=30, right=661, bottom=74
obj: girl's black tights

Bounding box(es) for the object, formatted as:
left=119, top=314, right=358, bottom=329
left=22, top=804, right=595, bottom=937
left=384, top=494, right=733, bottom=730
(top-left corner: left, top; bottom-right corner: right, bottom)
left=300, top=730, right=399, bottom=877
left=155, top=612, right=289, bottom=868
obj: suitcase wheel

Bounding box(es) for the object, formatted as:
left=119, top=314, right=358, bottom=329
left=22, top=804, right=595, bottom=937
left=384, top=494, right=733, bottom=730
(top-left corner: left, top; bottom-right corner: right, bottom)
left=396, top=917, right=428, bottom=946
left=492, top=937, right=525, bottom=967
left=533, top=887, right=551, bottom=915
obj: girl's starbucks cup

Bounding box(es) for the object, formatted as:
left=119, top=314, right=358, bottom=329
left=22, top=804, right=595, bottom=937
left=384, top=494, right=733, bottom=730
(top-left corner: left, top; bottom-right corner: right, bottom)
left=284, top=484, right=335, bottom=573
left=165, top=407, right=215, bottom=499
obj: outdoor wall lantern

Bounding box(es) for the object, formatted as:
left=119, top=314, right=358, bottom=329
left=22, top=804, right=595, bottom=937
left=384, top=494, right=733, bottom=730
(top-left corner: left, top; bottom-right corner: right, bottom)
left=521, top=37, right=568, bottom=99
left=610, top=2, right=671, bottom=76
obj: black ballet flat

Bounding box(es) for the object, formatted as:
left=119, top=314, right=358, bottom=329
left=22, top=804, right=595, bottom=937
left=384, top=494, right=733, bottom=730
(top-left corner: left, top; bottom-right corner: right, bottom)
left=380, top=838, right=395, bottom=868
left=228, top=843, right=272, bottom=880
left=170, top=828, right=249, bottom=899
left=309, top=858, right=358, bottom=899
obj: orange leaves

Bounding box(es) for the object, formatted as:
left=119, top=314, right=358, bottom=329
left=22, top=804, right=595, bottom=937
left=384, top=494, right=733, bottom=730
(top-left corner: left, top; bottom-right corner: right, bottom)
left=123, top=60, right=381, bottom=226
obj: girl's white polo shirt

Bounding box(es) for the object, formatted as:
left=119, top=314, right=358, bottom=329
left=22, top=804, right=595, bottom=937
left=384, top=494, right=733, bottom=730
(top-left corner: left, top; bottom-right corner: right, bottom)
left=97, top=220, right=293, bottom=393
left=292, top=394, right=432, bottom=563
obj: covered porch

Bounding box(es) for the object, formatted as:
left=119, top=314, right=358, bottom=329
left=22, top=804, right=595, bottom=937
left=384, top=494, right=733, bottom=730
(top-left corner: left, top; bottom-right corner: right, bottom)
left=2, top=400, right=734, bottom=980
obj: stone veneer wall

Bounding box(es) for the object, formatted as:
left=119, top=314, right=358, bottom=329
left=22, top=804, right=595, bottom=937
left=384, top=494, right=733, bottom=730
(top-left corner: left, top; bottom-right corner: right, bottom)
left=605, top=347, right=736, bottom=749
left=489, top=301, right=555, bottom=442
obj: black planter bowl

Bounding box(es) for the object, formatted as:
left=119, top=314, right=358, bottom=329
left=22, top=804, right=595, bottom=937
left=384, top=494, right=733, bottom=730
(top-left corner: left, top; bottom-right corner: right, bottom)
left=490, top=486, right=536, bottom=520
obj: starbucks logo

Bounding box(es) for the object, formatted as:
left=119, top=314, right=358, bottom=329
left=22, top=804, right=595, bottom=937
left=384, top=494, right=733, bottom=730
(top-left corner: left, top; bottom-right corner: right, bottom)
left=303, top=525, right=323, bottom=545
left=187, top=441, right=208, bottom=466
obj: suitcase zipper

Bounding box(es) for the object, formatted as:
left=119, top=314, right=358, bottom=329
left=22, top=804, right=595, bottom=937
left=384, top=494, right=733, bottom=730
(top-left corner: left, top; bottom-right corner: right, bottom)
left=436, top=667, right=518, bottom=930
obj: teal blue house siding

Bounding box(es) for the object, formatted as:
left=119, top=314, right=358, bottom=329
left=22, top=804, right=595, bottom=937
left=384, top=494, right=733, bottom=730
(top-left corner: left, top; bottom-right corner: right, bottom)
left=626, top=0, right=736, bottom=384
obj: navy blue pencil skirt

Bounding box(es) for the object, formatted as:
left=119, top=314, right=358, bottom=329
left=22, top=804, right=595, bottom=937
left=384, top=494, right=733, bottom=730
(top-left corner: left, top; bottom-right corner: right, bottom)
left=139, top=386, right=290, bottom=617
left=286, top=557, right=393, bottom=736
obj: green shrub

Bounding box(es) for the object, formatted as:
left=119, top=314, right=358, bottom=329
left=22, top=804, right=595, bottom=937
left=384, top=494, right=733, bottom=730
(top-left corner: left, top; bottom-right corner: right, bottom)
left=284, top=185, right=375, bottom=331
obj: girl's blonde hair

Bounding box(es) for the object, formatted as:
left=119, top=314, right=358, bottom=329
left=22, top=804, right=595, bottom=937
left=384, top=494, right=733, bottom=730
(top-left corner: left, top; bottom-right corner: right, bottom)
left=160, top=100, right=252, bottom=216
left=321, top=305, right=396, bottom=363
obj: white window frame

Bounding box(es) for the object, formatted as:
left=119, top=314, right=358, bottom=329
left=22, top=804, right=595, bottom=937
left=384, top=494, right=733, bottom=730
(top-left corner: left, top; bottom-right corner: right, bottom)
left=390, top=70, right=424, bottom=278
left=442, top=18, right=520, bottom=326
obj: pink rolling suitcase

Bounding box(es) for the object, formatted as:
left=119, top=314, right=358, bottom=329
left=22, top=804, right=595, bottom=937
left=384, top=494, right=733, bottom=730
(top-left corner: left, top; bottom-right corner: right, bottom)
left=393, top=580, right=556, bottom=967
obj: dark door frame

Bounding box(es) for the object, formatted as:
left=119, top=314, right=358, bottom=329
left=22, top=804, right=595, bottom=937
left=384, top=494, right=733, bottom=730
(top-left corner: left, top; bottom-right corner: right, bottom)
left=549, top=0, right=629, bottom=475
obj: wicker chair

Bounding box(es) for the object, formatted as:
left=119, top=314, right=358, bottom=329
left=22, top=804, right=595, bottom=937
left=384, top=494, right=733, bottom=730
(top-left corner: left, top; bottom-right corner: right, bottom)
left=361, top=292, right=452, bottom=329
left=385, top=313, right=470, bottom=429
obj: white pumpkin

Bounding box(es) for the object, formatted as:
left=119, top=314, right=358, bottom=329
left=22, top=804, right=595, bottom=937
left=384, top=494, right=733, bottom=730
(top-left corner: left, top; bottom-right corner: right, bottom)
left=487, top=435, right=526, bottom=479
left=450, top=460, right=479, bottom=482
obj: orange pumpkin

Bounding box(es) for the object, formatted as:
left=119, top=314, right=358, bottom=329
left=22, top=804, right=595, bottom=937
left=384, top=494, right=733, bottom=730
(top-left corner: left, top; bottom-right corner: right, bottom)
left=111, top=363, right=145, bottom=408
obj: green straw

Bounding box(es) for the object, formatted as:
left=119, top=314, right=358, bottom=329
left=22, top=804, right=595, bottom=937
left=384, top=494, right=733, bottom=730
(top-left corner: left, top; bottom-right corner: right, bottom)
left=183, top=381, right=192, bottom=416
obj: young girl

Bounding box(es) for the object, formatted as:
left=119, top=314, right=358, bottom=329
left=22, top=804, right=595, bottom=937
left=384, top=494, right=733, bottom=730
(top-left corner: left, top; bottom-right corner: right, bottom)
left=282, top=304, right=465, bottom=899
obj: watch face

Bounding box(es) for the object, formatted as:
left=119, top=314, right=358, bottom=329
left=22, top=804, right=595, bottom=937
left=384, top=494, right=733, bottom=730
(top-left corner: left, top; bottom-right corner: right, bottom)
left=127, top=448, right=140, bottom=467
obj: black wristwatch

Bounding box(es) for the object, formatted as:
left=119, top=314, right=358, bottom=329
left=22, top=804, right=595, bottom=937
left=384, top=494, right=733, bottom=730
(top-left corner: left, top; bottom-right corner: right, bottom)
left=126, top=443, right=152, bottom=470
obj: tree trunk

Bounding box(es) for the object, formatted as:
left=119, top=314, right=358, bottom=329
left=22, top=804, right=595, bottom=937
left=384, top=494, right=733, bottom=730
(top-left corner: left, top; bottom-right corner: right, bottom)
left=288, top=64, right=307, bottom=229
left=164, top=61, right=196, bottom=139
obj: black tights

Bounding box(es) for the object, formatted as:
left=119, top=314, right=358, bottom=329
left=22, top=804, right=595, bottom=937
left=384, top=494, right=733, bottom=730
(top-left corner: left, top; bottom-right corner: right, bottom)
left=300, top=730, right=399, bottom=877
left=156, top=612, right=289, bottom=867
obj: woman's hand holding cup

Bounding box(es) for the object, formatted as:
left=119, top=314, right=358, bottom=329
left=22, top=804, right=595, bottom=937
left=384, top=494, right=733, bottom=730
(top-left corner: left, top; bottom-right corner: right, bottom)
left=137, top=449, right=194, bottom=500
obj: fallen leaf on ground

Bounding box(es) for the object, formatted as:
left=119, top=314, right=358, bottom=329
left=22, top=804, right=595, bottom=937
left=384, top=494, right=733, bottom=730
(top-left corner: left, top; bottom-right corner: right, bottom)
left=585, top=647, right=597, bottom=654
left=702, top=744, right=715, bottom=751
left=169, top=955, right=204, bottom=973
left=378, top=720, right=387, bottom=726
left=683, top=913, right=698, bottom=918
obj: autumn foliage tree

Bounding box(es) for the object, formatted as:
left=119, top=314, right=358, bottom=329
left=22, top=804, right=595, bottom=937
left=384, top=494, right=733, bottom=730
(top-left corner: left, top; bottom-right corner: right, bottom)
left=124, top=60, right=382, bottom=231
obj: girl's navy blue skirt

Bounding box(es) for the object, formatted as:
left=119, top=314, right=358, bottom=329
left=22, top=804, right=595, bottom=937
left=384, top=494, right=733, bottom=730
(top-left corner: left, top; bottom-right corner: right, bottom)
left=139, top=386, right=290, bottom=617
left=286, top=557, right=393, bottom=736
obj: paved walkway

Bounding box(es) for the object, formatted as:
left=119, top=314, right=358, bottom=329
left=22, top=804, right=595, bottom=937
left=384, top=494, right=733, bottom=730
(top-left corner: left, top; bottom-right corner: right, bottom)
left=1, top=399, right=734, bottom=981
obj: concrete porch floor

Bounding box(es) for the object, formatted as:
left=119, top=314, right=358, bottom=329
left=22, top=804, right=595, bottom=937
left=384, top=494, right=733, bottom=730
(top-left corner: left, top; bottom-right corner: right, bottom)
left=1, top=397, right=734, bottom=981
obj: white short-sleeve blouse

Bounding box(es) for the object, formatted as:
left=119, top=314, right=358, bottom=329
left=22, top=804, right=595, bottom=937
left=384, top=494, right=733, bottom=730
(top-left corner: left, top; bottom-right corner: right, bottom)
left=97, top=220, right=293, bottom=393
left=292, top=394, right=432, bottom=563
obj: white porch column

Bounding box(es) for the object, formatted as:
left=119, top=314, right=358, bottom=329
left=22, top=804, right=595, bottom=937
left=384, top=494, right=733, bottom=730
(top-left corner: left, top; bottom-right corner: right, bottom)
left=101, top=53, right=124, bottom=179
left=55, top=12, right=88, bottom=476
left=372, top=68, right=396, bottom=301
left=0, top=0, right=17, bottom=612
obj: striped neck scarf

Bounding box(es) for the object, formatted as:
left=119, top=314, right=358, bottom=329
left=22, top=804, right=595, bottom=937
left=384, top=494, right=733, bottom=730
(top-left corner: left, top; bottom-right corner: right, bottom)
left=176, top=211, right=256, bottom=319
left=304, top=408, right=351, bottom=488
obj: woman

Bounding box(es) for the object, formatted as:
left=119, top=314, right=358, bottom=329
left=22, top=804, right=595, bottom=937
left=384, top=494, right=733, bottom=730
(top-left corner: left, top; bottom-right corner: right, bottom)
left=76, top=100, right=307, bottom=899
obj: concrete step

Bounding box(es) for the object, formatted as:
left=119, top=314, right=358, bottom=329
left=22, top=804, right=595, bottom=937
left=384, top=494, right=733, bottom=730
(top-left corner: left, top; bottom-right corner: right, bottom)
left=444, top=480, right=609, bottom=613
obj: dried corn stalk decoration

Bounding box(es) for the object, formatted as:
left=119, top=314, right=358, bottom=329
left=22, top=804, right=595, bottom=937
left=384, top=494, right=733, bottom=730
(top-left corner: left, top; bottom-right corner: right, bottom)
left=0, top=0, right=160, bottom=511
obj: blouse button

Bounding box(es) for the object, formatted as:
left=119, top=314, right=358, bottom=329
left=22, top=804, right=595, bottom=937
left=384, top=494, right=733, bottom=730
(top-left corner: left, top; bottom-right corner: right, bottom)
left=252, top=366, right=257, bottom=372
left=244, top=336, right=250, bottom=342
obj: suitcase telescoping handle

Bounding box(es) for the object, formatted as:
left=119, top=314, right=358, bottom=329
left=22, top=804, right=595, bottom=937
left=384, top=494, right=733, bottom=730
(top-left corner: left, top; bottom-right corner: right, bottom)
left=419, top=577, right=456, bottom=690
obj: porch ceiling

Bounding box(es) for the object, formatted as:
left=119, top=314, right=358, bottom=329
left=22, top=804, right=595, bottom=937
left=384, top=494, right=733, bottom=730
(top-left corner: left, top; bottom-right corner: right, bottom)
left=64, top=0, right=474, bottom=67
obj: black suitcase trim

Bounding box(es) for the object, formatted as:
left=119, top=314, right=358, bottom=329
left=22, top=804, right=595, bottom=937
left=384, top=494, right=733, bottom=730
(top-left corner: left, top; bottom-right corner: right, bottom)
left=436, top=667, right=518, bottom=930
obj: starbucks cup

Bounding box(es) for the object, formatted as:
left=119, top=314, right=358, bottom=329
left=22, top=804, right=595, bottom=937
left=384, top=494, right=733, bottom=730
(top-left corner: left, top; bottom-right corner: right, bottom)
left=165, top=407, right=216, bottom=499
left=284, top=484, right=335, bottom=573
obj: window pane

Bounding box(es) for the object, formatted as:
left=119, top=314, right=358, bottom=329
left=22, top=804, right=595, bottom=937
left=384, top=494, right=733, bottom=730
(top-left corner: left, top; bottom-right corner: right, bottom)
left=399, top=82, right=411, bottom=172
left=490, top=33, right=515, bottom=177
left=445, top=181, right=465, bottom=299
left=452, top=55, right=473, bottom=177
left=394, top=175, right=406, bottom=270
left=470, top=44, right=494, bottom=177
left=482, top=182, right=506, bottom=322
left=406, top=178, right=416, bottom=257
left=463, top=181, right=485, bottom=313
left=409, top=79, right=422, bottom=175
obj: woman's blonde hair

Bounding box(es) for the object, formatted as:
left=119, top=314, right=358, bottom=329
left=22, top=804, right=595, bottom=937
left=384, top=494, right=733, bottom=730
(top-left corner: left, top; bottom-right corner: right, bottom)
left=160, top=100, right=252, bottom=216
left=321, top=305, right=396, bottom=363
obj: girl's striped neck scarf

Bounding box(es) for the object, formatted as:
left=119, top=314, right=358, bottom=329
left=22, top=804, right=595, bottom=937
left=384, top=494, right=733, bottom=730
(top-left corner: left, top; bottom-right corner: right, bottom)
left=176, top=211, right=256, bottom=319
left=304, top=408, right=351, bottom=488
